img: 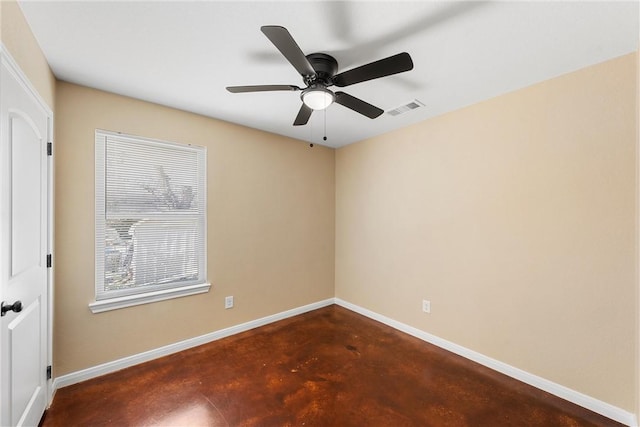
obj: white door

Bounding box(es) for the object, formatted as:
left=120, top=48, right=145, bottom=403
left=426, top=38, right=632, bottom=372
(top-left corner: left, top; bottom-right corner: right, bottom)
left=0, top=54, right=51, bottom=426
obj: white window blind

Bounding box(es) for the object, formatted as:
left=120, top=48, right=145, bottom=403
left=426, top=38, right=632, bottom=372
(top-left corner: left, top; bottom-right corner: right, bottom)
left=93, top=130, right=208, bottom=311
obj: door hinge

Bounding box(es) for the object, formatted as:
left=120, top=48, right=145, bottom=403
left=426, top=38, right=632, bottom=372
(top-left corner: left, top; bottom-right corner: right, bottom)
left=47, top=142, right=52, bottom=156
left=46, top=365, right=52, bottom=380
left=46, top=254, right=52, bottom=268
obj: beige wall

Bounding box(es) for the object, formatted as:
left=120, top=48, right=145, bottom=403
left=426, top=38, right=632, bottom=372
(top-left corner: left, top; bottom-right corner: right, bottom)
left=0, top=0, right=55, bottom=109
left=336, top=53, right=638, bottom=411
left=54, top=82, right=335, bottom=375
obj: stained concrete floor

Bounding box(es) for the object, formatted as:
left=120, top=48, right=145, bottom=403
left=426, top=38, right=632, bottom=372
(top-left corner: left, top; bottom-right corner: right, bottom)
left=41, top=305, right=624, bottom=426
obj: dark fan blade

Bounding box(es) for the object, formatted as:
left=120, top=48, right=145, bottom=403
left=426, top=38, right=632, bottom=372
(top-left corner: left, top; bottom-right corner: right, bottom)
left=293, top=103, right=313, bottom=126
left=226, top=85, right=300, bottom=93
left=334, top=92, right=383, bottom=119
left=261, top=26, right=316, bottom=78
left=333, top=52, right=413, bottom=87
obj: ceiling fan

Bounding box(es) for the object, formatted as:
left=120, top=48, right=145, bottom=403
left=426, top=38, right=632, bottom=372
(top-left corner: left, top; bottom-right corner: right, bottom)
left=226, top=26, right=414, bottom=126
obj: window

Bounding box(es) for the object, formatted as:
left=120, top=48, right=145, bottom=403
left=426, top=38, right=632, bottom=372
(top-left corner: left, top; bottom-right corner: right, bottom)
left=90, top=130, right=209, bottom=313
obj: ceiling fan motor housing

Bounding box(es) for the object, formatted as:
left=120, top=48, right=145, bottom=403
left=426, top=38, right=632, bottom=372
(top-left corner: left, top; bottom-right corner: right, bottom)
left=305, top=53, right=338, bottom=85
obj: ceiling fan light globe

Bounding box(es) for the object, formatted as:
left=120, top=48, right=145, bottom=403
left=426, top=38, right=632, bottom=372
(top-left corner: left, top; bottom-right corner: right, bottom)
left=302, top=88, right=335, bottom=110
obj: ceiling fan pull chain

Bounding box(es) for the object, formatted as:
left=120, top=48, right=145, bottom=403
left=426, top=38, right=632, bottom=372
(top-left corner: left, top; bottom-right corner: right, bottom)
left=323, top=108, right=327, bottom=142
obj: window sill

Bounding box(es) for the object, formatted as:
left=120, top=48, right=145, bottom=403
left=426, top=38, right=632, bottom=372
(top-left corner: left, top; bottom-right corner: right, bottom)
left=89, top=282, right=211, bottom=313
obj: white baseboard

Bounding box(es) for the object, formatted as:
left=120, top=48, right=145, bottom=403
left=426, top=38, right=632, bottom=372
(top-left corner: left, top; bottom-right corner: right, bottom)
left=334, top=298, right=638, bottom=427
left=53, top=298, right=334, bottom=390
left=53, top=297, right=637, bottom=426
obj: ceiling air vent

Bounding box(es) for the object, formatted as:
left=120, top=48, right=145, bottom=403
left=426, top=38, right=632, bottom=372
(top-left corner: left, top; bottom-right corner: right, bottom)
left=387, top=99, right=425, bottom=116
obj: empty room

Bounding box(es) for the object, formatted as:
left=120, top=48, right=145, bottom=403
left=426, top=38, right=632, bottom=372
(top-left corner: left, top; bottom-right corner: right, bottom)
left=0, top=1, right=638, bottom=426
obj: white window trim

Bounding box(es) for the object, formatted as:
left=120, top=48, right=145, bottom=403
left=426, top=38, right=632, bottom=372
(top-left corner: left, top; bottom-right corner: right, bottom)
left=91, top=129, right=210, bottom=313
left=88, top=282, right=210, bottom=313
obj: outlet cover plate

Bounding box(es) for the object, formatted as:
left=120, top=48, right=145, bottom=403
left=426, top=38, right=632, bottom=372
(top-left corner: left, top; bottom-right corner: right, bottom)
left=422, top=299, right=431, bottom=313
left=225, top=296, right=234, bottom=309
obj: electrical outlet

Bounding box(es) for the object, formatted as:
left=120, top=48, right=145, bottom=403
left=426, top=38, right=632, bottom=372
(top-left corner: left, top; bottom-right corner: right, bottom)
left=225, top=296, right=234, bottom=309
left=422, top=299, right=431, bottom=313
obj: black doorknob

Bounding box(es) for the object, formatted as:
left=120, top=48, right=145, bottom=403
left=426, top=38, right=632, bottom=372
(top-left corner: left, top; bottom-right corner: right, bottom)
left=1, top=300, right=23, bottom=317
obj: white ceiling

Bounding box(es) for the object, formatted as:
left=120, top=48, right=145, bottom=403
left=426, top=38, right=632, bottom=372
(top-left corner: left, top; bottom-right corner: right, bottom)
left=18, top=1, right=639, bottom=148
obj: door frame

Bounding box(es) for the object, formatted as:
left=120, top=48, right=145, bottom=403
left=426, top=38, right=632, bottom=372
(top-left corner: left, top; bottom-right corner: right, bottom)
left=0, top=43, right=54, bottom=411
